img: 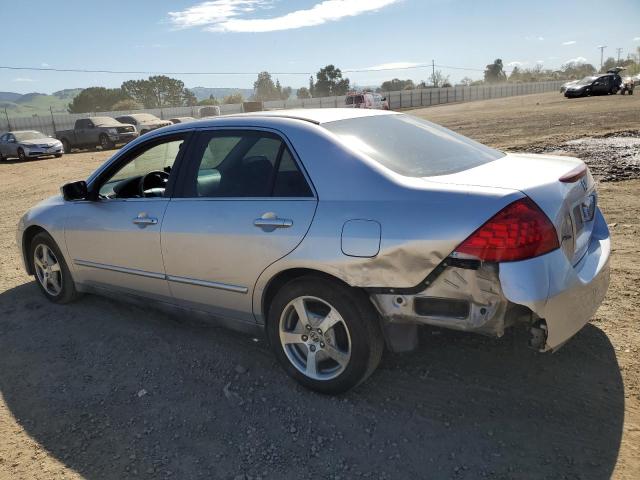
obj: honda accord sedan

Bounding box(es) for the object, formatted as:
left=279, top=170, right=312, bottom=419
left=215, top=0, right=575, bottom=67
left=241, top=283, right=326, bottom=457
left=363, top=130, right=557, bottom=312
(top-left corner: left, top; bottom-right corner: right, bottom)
left=17, top=109, right=611, bottom=393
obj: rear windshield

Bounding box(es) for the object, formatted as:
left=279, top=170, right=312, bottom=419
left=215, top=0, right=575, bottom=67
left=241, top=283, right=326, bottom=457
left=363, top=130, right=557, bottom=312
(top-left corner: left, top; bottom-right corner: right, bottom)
left=346, top=95, right=364, bottom=105
left=323, top=114, right=504, bottom=177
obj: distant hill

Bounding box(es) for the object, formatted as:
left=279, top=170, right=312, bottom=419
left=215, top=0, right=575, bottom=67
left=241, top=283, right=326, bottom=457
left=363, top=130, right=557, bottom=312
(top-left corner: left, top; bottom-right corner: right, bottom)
left=1, top=89, right=82, bottom=117
left=189, top=87, right=254, bottom=101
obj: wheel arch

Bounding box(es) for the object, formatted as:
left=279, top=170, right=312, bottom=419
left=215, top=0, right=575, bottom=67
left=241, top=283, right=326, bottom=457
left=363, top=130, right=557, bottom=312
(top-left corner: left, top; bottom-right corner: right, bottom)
left=22, top=225, right=48, bottom=275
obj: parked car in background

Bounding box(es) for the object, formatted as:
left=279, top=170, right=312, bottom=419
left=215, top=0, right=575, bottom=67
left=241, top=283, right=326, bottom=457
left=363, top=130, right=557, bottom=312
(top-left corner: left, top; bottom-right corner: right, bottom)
left=619, top=77, right=635, bottom=95
left=169, top=117, right=196, bottom=124
left=56, top=117, right=138, bottom=153
left=0, top=130, right=63, bottom=161
left=18, top=109, right=610, bottom=393
left=560, top=79, right=579, bottom=93
left=115, top=113, right=172, bottom=135
left=198, top=106, right=221, bottom=117
left=564, top=73, right=621, bottom=98
left=345, top=92, right=389, bottom=109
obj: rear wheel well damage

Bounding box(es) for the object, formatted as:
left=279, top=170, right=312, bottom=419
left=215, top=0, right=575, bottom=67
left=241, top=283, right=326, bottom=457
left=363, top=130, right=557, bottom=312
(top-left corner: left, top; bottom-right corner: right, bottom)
left=22, top=225, right=47, bottom=275
left=261, top=268, right=386, bottom=346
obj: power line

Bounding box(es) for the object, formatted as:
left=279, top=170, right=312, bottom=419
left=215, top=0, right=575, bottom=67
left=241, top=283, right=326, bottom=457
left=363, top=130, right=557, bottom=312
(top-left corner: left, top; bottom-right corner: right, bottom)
left=0, top=62, right=495, bottom=76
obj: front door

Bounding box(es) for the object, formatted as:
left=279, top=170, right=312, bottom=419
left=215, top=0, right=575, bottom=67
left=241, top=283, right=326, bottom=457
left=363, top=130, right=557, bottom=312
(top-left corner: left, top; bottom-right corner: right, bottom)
left=161, top=129, right=317, bottom=323
left=65, top=133, right=189, bottom=298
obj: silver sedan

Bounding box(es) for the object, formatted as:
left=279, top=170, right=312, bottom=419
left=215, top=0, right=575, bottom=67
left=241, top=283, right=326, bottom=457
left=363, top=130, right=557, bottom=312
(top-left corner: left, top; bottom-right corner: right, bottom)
left=0, top=130, right=63, bottom=161
left=17, top=109, right=611, bottom=393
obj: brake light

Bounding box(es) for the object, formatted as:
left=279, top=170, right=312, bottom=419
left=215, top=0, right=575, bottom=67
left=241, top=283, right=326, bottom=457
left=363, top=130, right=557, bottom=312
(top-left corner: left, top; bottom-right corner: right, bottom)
left=453, top=198, right=559, bottom=262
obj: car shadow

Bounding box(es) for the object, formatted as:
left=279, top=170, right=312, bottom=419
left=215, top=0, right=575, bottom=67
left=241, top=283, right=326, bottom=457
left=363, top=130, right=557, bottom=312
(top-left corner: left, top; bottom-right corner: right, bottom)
left=0, top=155, right=60, bottom=165
left=0, top=282, right=624, bottom=479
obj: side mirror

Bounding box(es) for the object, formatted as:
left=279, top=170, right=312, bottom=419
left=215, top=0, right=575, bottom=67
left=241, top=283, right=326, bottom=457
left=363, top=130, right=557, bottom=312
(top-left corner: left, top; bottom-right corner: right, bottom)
left=61, top=181, right=89, bottom=201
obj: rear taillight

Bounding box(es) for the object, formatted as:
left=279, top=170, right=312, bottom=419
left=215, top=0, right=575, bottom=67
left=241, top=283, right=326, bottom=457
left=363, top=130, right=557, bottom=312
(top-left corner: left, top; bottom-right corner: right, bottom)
left=453, top=197, right=560, bottom=262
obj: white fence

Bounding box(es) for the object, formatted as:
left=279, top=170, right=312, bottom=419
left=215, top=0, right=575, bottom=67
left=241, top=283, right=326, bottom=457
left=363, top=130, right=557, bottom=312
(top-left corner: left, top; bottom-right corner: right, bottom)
left=1, top=81, right=564, bottom=136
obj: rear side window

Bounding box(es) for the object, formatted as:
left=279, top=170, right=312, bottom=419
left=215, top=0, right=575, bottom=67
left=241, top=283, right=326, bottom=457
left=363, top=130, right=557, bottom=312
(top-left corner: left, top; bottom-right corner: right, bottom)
left=185, top=131, right=313, bottom=198
left=323, top=114, right=504, bottom=177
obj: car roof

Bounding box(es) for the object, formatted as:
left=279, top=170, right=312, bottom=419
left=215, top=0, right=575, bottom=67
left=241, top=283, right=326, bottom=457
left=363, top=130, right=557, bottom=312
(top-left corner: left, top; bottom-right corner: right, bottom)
left=227, top=108, right=398, bottom=125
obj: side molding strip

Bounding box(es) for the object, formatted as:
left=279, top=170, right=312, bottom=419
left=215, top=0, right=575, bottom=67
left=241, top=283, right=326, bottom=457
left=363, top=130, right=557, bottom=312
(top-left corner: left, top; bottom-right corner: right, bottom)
left=74, top=259, right=166, bottom=280
left=167, top=275, right=248, bottom=294
left=74, top=259, right=248, bottom=294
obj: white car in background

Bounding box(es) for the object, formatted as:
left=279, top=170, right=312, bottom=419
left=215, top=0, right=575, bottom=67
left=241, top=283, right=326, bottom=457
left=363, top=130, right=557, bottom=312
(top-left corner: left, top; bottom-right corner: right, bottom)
left=0, top=130, right=63, bottom=161
left=115, top=113, right=172, bottom=135
left=345, top=92, right=389, bottom=110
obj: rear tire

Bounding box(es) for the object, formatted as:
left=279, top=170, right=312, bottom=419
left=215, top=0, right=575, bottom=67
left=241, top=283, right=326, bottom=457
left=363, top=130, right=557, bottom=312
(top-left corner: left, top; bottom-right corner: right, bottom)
left=29, top=232, right=80, bottom=304
left=62, top=139, right=71, bottom=154
left=267, top=276, right=383, bottom=394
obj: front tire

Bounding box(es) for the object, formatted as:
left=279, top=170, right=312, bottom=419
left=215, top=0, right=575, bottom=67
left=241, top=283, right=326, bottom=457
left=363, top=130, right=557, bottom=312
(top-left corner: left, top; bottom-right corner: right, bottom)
left=267, top=276, right=383, bottom=394
left=18, top=148, right=26, bottom=161
left=30, top=232, right=80, bottom=304
left=99, top=134, right=114, bottom=150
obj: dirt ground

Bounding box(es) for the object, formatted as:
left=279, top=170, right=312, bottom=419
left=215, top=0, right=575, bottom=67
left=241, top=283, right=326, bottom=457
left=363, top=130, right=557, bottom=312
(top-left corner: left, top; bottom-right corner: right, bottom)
left=1, top=92, right=639, bottom=479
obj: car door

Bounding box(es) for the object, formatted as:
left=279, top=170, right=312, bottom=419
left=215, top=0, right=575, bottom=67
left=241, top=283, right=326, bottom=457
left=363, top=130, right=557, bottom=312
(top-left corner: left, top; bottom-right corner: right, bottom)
left=0, top=134, right=8, bottom=157
left=161, top=128, right=317, bottom=323
left=4, top=134, right=18, bottom=157
left=64, top=132, right=191, bottom=298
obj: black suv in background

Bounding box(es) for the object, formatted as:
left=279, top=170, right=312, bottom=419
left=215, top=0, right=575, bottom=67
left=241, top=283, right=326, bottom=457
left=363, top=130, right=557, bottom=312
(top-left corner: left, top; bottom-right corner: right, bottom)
left=564, top=70, right=623, bottom=98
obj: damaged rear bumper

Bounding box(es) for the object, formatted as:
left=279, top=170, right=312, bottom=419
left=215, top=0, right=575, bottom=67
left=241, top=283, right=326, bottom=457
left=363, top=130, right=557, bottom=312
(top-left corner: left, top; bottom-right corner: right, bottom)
left=370, top=208, right=611, bottom=352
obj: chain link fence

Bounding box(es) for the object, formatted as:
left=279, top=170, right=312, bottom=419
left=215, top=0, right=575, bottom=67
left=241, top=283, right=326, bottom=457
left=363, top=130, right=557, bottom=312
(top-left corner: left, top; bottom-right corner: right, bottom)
left=1, top=80, right=564, bottom=136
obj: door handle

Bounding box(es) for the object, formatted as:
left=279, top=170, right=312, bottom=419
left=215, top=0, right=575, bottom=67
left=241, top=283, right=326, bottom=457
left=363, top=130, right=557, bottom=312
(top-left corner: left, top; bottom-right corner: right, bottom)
left=133, top=215, right=158, bottom=227
left=254, top=212, right=293, bottom=230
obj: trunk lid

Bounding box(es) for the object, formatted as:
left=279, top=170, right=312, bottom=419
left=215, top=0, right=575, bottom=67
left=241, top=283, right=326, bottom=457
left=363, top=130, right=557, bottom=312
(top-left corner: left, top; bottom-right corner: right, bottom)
left=425, top=153, right=597, bottom=265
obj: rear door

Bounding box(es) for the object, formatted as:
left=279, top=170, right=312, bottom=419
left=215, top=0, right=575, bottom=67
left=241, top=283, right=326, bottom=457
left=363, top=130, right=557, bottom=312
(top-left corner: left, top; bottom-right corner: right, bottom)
left=161, top=128, right=317, bottom=323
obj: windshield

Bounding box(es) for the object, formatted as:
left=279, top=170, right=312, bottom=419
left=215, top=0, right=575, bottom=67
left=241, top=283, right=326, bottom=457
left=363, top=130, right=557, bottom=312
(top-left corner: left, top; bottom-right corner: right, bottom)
left=14, top=131, right=48, bottom=141
left=91, top=117, right=121, bottom=127
left=346, top=95, right=364, bottom=105
left=323, top=114, right=505, bottom=177
left=131, top=114, right=160, bottom=122
left=577, top=76, right=597, bottom=86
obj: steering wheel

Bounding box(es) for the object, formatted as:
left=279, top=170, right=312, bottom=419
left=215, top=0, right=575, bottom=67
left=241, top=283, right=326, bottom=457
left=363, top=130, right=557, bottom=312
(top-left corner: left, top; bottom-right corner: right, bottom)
left=139, top=170, right=170, bottom=197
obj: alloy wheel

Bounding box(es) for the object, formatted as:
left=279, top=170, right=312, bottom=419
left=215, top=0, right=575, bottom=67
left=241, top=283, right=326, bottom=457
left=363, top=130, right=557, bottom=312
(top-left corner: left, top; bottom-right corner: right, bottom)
left=279, top=296, right=352, bottom=381
left=33, top=244, right=62, bottom=296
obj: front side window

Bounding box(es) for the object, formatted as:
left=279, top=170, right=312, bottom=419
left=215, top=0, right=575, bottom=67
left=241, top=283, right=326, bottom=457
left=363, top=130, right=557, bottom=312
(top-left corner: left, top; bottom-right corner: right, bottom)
left=186, top=131, right=312, bottom=198
left=98, top=137, right=185, bottom=199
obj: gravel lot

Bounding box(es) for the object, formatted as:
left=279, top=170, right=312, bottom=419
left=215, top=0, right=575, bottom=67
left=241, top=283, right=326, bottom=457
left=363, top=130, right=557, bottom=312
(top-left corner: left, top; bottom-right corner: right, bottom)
left=1, top=92, right=639, bottom=479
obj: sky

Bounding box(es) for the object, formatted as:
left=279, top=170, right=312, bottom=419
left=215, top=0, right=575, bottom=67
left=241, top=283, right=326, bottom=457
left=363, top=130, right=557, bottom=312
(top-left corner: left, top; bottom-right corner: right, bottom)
left=2, top=0, right=640, bottom=94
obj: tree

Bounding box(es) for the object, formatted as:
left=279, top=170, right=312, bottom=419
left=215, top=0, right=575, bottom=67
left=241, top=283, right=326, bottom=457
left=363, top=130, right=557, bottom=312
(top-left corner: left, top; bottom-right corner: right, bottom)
left=314, top=65, right=350, bottom=97
left=296, top=87, right=311, bottom=99
left=429, top=70, right=450, bottom=88
left=484, top=59, right=507, bottom=83
left=223, top=93, right=244, bottom=104
left=253, top=71, right=279, bottom=101
left=602, top=56, right=617, bottom=72
left=197, top=95, right=220, bottom=106
left=560, top=60, right=596, bottom=79
left=380, top=79, right=415, bottom=91
left=121, top=76, right=195, bottom=108
left=509, top=66, right=522, bottom=82
left=459, top=76, right=474, bottom=86
left=308, top=76, right=315, bottom=97
left=111, top=99, right=143, bottom=111
left=67, top=87, right=128, bottom=113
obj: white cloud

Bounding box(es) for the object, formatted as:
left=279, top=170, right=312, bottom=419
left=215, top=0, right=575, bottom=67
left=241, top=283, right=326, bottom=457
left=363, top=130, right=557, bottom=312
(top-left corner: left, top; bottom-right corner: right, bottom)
left=634, top=36, right=640, bottom=41
left=562, top=40, right=577, bottom=45
left=13, top=77, right=35, bottom=82
left=524, top=35, right=544, bottom=41
left=507, top=61, right=528, bottom=67
left=536, top=60, right=544, bottom=64
left=169, top=0, right=401, bottom=32
left=357, top=62, right=422, bottom=71
left=564, top=56, right=588, bottom=65
left=41, top=62, right=50, bottom=67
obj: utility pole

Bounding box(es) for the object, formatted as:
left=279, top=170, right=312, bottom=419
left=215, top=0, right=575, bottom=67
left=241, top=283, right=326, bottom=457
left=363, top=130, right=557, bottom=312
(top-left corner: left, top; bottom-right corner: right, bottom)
left=616, top=47, right=623, bottom=65
left=49, top=106, right=57, bottom=134
left=3, top=107, right=10, bottom=131
left=597, top=45, right=607, bottom=71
